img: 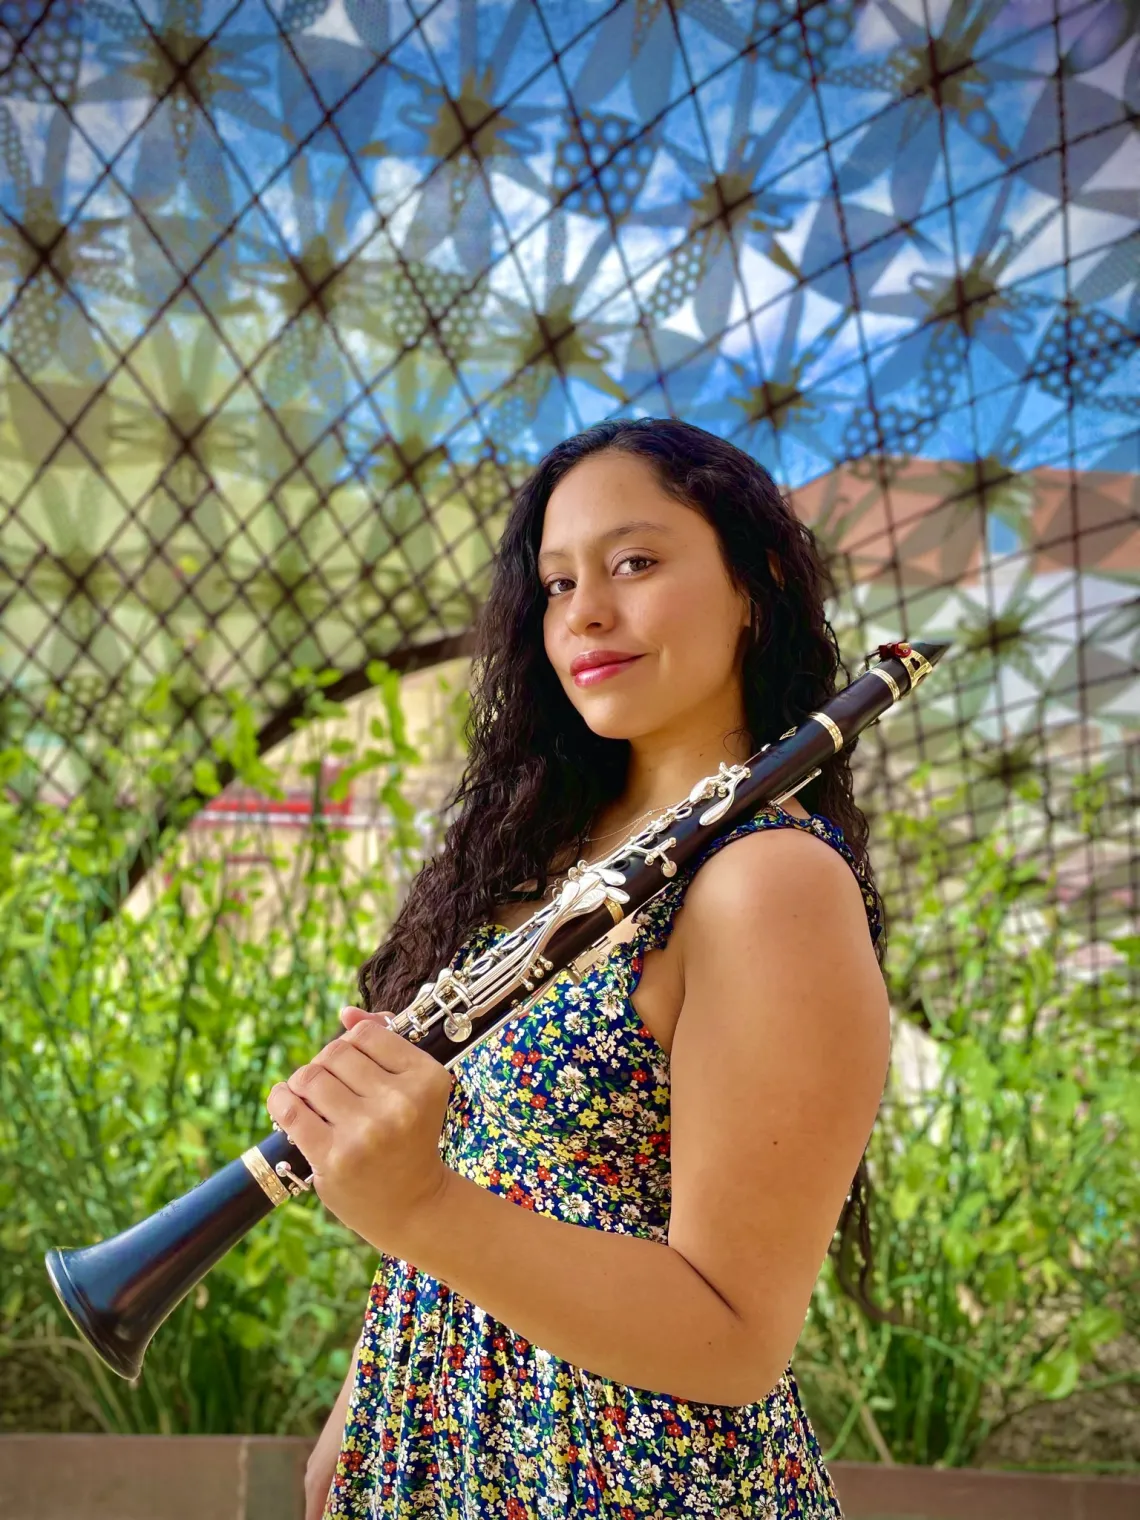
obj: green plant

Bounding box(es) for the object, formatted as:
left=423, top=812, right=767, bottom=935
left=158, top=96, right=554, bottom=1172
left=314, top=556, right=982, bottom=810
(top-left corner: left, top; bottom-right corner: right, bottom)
left=3, top=684, right=1136, bottom=1466
left=0, top=667, right=429, bottom=1433
left=797, top=777, right=1139, bottom=1468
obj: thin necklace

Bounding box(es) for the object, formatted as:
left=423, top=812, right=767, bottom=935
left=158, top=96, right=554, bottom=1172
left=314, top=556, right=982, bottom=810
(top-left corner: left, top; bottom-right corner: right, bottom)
left=584, top=802, right=667, bottom=843
left=507, top=805, right=668, bottom=906
left=526, top=805, right=666, bottom=904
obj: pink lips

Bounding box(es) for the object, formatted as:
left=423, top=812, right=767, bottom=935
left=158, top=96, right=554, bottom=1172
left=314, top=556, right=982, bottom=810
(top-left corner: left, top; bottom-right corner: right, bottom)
left=570, top=653, right=644, bottom=687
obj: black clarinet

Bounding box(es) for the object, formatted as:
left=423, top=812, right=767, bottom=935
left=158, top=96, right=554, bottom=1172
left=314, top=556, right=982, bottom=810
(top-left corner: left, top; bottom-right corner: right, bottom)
left=45, top=640, right=948, bottom=1379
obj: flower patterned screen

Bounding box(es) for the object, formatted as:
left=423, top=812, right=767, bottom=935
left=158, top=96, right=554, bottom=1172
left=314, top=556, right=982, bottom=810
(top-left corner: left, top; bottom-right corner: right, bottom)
left=0, top=0, right=1136, bottom=975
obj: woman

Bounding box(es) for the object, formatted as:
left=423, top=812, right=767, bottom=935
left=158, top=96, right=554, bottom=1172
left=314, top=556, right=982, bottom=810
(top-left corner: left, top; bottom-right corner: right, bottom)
left=273, top=418, right=891, bottom=1519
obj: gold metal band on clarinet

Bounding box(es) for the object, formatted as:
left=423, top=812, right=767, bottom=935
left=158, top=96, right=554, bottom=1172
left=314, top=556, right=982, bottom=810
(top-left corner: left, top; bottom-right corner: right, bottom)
left=605, top=897, right=624, bottom=926
left=867, top=665, right=902, bottom=702
left=242, top=1146, right=289, bottom=1207
left=808, top=711, right=845, bottom=753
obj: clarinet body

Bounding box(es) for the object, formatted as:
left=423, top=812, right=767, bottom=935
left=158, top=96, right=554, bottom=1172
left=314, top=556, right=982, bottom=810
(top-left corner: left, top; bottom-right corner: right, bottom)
left=46, top=641, right=948, bottom=1380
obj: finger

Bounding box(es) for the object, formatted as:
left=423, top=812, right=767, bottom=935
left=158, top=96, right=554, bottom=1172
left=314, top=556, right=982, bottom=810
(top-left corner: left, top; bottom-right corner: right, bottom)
left=341, top=1014, right=422, bottom=1073
left=312, top=1036, right=385, bottom=1097
left=285, top=1062, right=363, bottom=1123
left=267, top=1081, right=331, bottom=1162
left=340, top=1006, right=391, bottom=1032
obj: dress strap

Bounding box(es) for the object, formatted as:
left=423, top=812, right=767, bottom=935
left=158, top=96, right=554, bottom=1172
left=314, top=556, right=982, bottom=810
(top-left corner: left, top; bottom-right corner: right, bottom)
left=632, top=803, right=883, bottom=954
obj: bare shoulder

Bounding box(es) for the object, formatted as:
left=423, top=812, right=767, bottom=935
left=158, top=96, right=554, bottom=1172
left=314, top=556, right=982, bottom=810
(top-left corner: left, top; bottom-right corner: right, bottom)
left=679, top=812, right=874, bottom=943
left=673, top=812, right=888, bottom=1048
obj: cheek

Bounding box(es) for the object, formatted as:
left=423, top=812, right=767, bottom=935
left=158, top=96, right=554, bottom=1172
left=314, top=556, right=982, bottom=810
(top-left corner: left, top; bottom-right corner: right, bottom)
left=647, top=575, right=740, bottom=674
left=634, top=575, right=683, bottom=646
left=542, top=606, right=562, bottom=670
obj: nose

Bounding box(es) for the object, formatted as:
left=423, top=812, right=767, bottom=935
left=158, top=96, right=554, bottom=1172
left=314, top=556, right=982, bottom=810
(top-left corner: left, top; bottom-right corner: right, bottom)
left=561, top=568, right=617, bottom=637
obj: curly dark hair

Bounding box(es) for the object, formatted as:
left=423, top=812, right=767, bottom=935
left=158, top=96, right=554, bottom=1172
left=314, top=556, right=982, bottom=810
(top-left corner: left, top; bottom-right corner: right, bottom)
left=358, top=417, right=888, bottom=1313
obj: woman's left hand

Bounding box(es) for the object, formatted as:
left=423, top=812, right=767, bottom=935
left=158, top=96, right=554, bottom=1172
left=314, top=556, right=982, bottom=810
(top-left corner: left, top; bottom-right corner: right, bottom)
left=266, top=1007, right=456, bottom=1254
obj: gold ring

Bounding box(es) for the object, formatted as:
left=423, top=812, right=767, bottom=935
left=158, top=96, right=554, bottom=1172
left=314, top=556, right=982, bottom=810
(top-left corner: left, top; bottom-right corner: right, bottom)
left=242, top=1146, right=289, bottom=1207
left=867, top=666, right=901, bottom=702
left=808, top=711, right=844, bottom=753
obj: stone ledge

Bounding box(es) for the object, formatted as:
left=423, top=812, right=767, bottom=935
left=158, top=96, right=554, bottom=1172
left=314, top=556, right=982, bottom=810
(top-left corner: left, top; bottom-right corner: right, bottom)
left=830, top=1460, right=1140, bottom=1520
left=0, top=1436, right=309, bottom=1520
left=0, top=1437, right=1136, bottom=1519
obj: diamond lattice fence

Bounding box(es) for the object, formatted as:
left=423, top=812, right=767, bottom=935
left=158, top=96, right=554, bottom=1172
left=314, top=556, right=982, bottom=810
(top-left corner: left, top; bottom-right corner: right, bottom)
left=0, top=0, right=1136, bottom=990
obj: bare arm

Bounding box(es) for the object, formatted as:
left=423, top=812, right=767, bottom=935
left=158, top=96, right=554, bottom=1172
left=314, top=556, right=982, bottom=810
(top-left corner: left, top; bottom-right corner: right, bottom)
left=397, top=828, right=890, bottom=1404
left=305, top=1336, right=361, bottom=1520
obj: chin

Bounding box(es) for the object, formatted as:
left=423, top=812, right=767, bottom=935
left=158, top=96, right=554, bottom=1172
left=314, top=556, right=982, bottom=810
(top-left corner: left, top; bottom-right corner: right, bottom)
left=583, top=718, right=637, bottom=741
left=572, top=700, right=656, bottom=743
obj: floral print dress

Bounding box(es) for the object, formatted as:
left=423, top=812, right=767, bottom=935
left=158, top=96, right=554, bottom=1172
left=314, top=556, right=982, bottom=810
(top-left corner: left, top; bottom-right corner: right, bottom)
left=326, top=805, right=883, bottom=1520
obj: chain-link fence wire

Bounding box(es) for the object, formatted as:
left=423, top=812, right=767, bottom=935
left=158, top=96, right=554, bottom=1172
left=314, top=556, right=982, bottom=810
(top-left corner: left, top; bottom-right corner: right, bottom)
left=0, top=0, right=1135, bottom=1001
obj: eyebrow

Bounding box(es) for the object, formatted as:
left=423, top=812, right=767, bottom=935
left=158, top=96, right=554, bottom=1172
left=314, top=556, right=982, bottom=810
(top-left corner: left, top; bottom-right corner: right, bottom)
left=536, top=519, right=673, bottom=569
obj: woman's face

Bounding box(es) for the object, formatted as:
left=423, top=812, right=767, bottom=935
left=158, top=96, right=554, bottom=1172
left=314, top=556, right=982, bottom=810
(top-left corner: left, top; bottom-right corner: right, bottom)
left=539, top=451, right=752, bottom=743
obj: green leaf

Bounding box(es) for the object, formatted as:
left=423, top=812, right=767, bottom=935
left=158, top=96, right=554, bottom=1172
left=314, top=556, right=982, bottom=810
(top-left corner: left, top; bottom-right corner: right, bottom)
left=1030, top=1348, right=1080, bottom=1401
left=278, top=1229, right=311, bottom=1281
left=942, top=1229, right=981, bottom=1269
left=900, top=1140, right=938, bottom=1193
left=1071, top=1305, right=1123, bottom=1361
left=192, top=758, right=222, bottom=798
left=1045, top=1077, right=1081, bottom=1126
left=230, top=1311, right=270, bottom=1350
left=124, top=1044, right=165, bottom=1086
left=982, top=1259, right=1019, bottom=1305
left=1102, top=1073, right=1140, bottom=1131
left=890, top=1184, right=919, bottom=1222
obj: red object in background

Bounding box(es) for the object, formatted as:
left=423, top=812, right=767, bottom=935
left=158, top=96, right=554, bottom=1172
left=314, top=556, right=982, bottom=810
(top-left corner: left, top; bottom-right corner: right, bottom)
left=191, top=761, right=353, bottom=828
